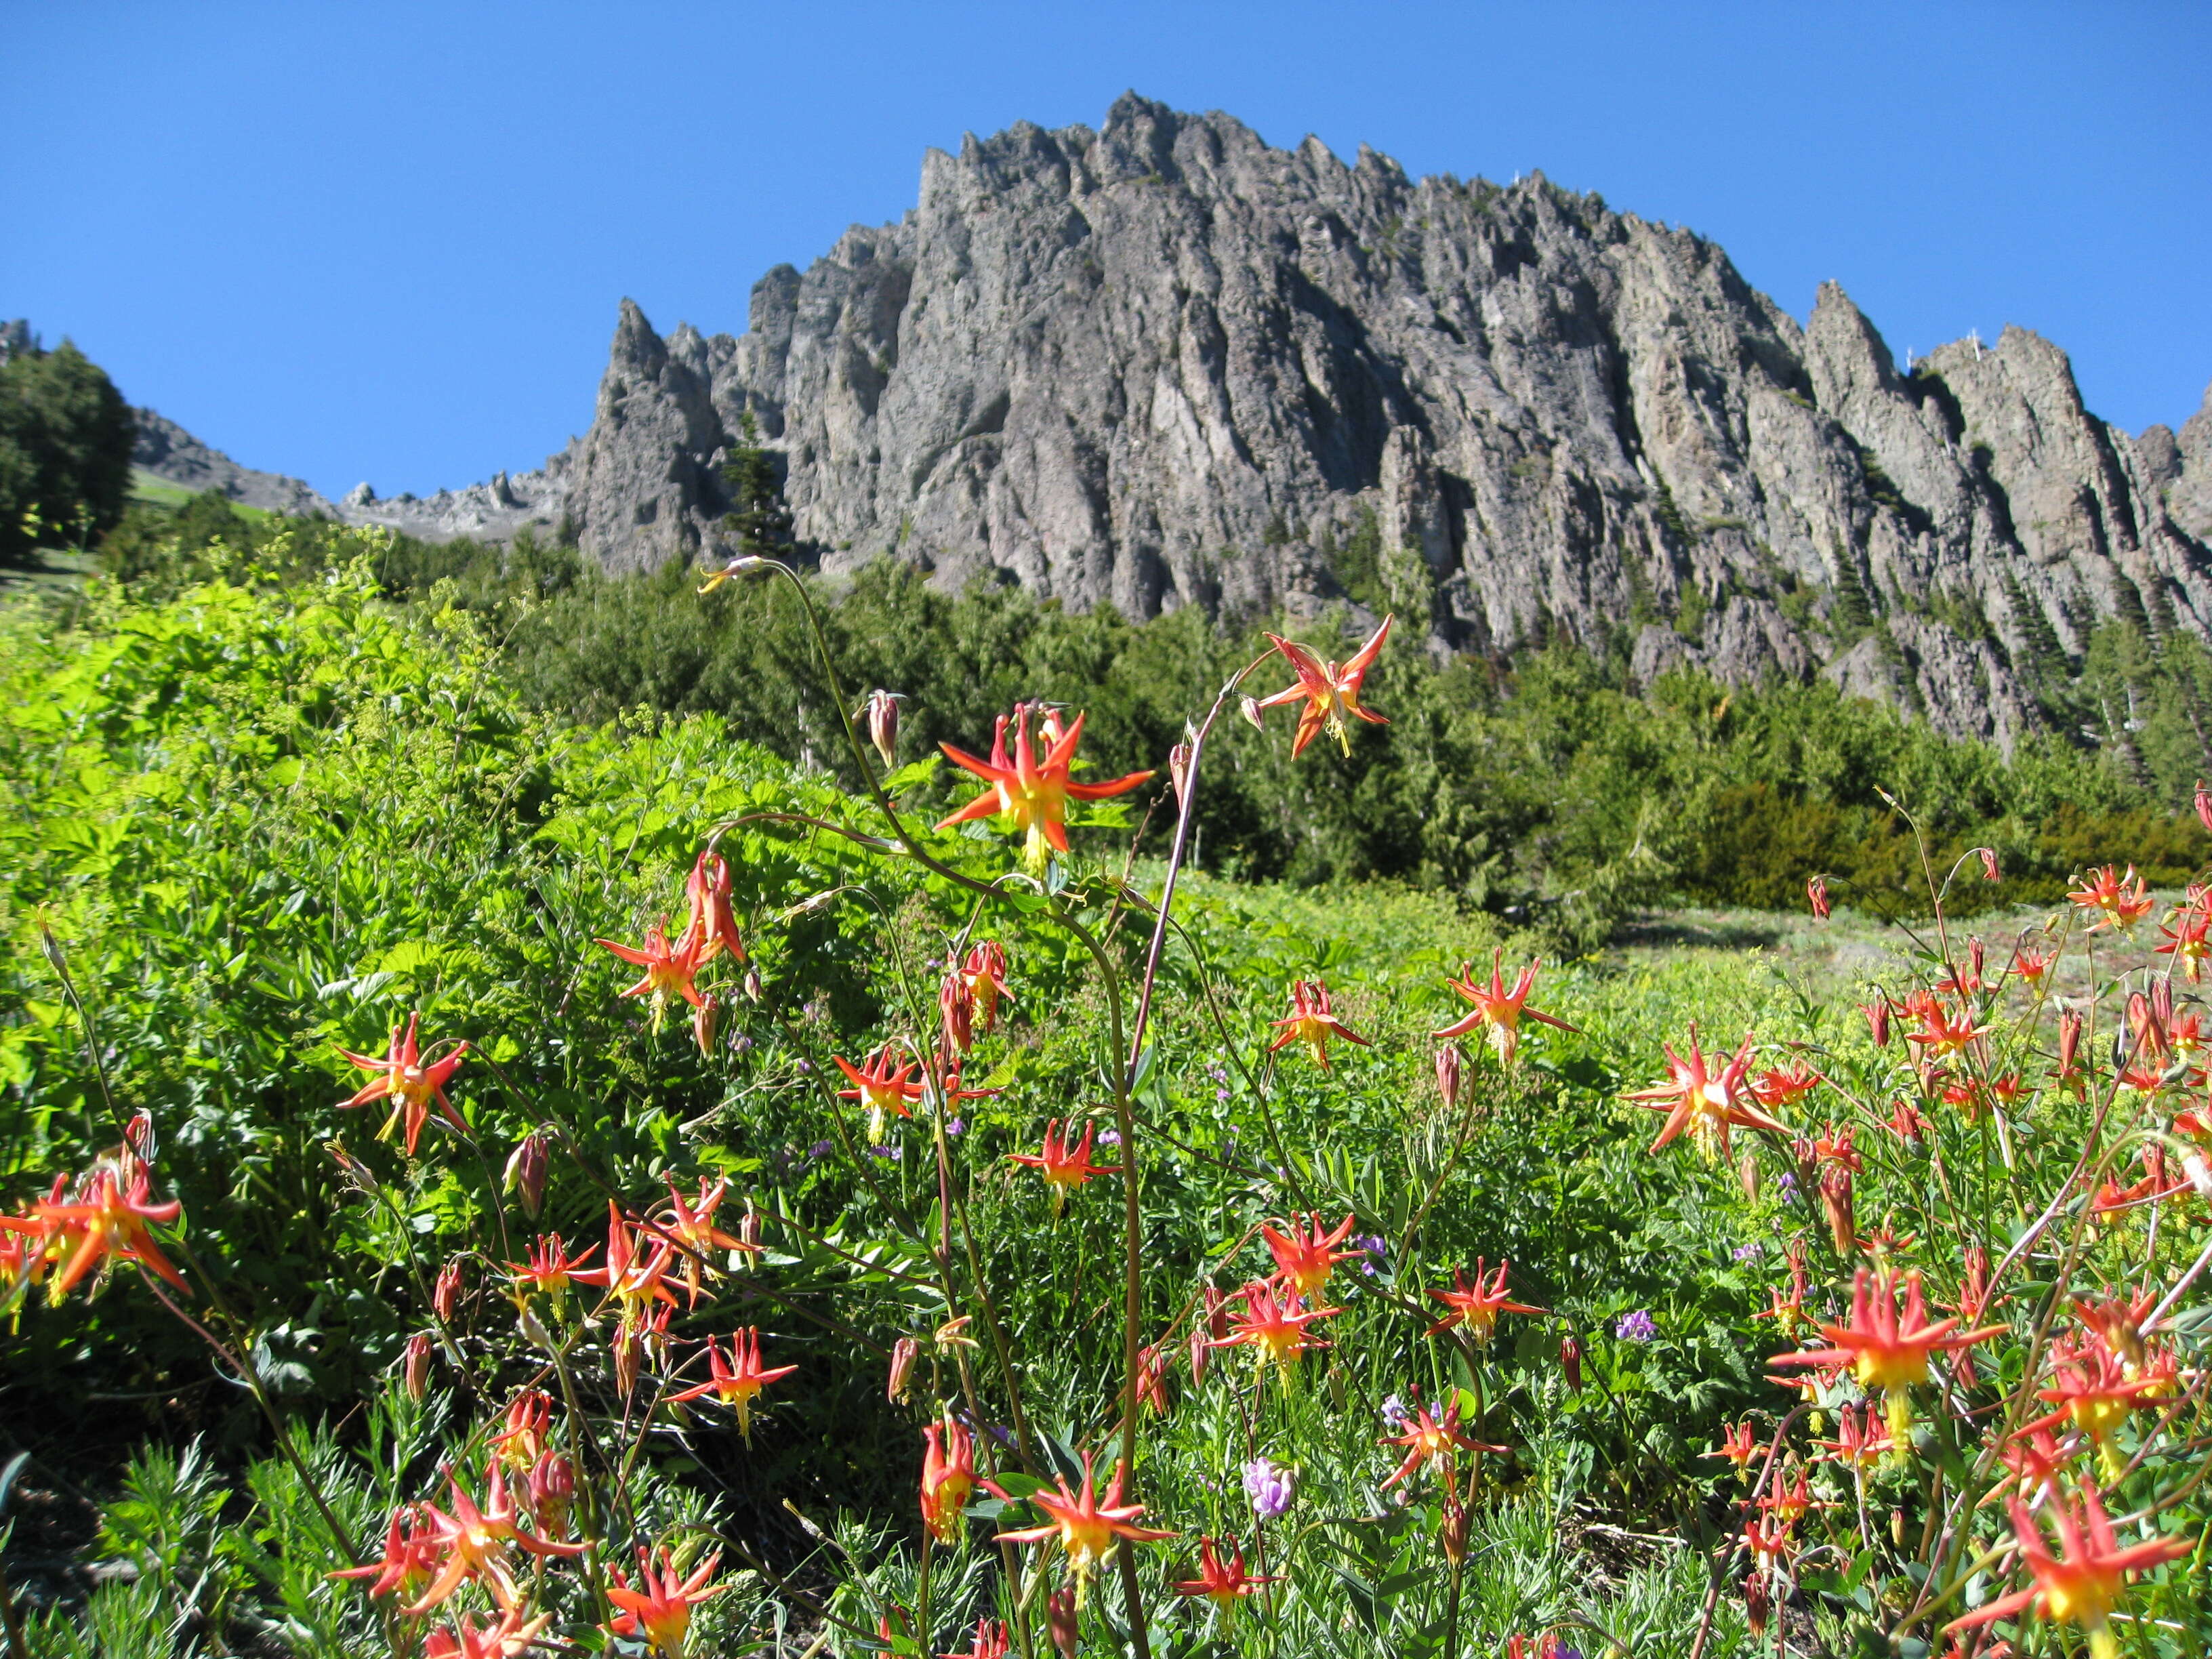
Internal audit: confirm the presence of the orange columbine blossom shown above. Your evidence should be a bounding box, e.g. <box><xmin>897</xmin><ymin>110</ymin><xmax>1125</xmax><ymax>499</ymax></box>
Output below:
<box><xmin>941</xmin><ymin>1618</ymin><xmax>1010</xmax><ymax>1659</ymax></box>
<box><xmin>1380</xmin><ymin>1397</ymin><xmax>1501</xmax><ymax>1497</ymax></box>
<box><xmin>1433</xmin><ymin>953</ymin><xmax>1574</xmax><ymax>1063</ymax></box>
<box><xmin>1252</xmin><ymin>614</ymin><xmax>1393</xmax><ymax>758</ymax></box>
<box><xmin>1752</xmin><ymin>1059</ymin><xmax>1824</xmax><ymax>1112</ymax></box>
<box><xmin>489</xmin><ymin>1390</ymin><xmax>552</xmax><ymax>1470</ymax></box>
<box><xmin>1008</xmin><ymin>1120</ymin><xmax>1122</xmax><ymax>1215</ymax></box>
<box><xmin>408</xmin><ymin>1463</ymin><xmax>585</xmax><ymax>1613</ymax></box>
<box><xmin>1626</xmin><ymin>1026</ymin><xmax>1788</xmax><ymax>1160</ymax></box>
<box><xmin>331</xmin><ymin>1503</ymin><xmax>443</xmax><ymax>1601</ymax></box>
<box><xmin>2027</xmin><ymin>1338</ymin><xmax>2165</xmax><ymax>1476</ymax></box>
<box><xmin>1213</xmin><ymin>1277</ymin><xmax>1338</xmax><ymax>1379</ymax></box>
<box><xmin>2068</xmin><ymin>865</ymin><xmax>2155</xmax><ymax>933</ymax></box>
<box><xmin>1269</xmin><ymin>979</ymin><xmax>1370</xmax><ymax>1068</ymax></box>
<box><xmin>835</xmin><ymin>1045</ymin><xmax>928</xmax><ymax>1139</ymax></box>
<box><xmin>506</xmin><ymin>1233</ymin><xmax>597</xmax><ymax>1305</ymax></box>
<box><xmin>1173</xmin><ymin>1538</ymin><xmax>1279</xmax><ymax>1611</ymax></box>
<box><xmin>1425</xmin><ymin>1258</ymin><xmax>1545</xmax><ymax>1343</ymax></box>
<box><xmin>960</xmin><ymin>941</ymin><xmax>1012</xmax><ymax>1033</ymax></box>
<box><xmin>1817</xmin><ymin>1401</ymin><xmax>1898</xmax><ymax>1470</ymax></box>
<box><xmin>570</xmin><ymin>1203</ymin><xmax>678</xmax><ymax>1325</ymax></box>
<box><xmin>684</xmin><ymin>847</ymin><xmax>745</xmax><ymax>962</ymax></box>
<box><xmin>994</xmin><ymin>1450</ymin><xmax>1175</xmax><ymax>1603</ymax></box>
<box><xmin>920</xmin><ymin>1414</ymin><xmax>978</xmax><ymax>1542</ymax></box>
<box><xmin>937</xmin><ymin>703</ymin><xmax>1154</xmax><ymax>872</ymax></box>
<box><xmin>1770</xmin><ymin>1267</ymin><xmax>2005</xmax><ymax>1439</ymax></box>
<box><xmin>671</xmin><ymin>1329</ymin><xmax>796</xmax><ymax>1441</ymax></box>
<box><xmin>334</xmin><ymin>1012</ymin><xmax>470</xmax><ymax>1156</ymax></box>
<box><xmin>7</xmin><ymin>1164</ymin><xmax>189</xmax><ymax>1303</ymax></box>
<box><xmin>1903</xmin><ymin>994</ymin><xmax>1990</xmax><ymax>1059</ymax></box>
<box><xmin>423</xmin><ymin>1607</ymin><xmax>552</xmax><ymax>1659</ymax></box>
<box><xmin>605</xmin><ymin>1544</ymin><xmax>728</xmax><ymax>1656</ymax></box>
<box><xmin>653</xmin><ymin>1177</ymin><xmax>757</xmax><ymax>1300</ymax></box>
<box><xmin>1705</xmin><ymin>1420</ymin><xmax>1761</xmax><ymax>1481</ymax></box>
<box><xmin>1942</xmin><ymin>1481</ymin><xmax>2191</xmax><ymax>1659</ymax></box>
<box><xmin>1261</xmin><ymin>1212</ymin><xmax>1359</xmax><ymax>1298</ymax></box>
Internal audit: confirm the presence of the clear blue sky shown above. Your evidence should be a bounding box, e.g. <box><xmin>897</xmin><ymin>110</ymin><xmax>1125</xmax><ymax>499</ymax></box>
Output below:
<box><xmin>7</xmin><ymin>1</ymin><xmax>2207</xmax><ymax>501</ymax></box>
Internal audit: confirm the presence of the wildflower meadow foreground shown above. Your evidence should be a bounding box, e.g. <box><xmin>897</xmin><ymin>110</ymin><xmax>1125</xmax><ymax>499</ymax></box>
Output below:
<box><xmin>2</xmin><ymin>549</ymin><xmax>2208</xmax><ymax>1658</ymax></box>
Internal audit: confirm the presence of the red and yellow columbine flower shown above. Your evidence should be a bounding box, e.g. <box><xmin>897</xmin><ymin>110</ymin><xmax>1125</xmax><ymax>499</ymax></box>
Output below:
<box><xmin>1008</xmin><ymin>1120</ymin><xmax>1122</xmax><ymax>1214</ymax></box>
<box><xmin>1705</xmin><ymin>1420</ymin><xmax>1761</xmax><ymax>1481</ymax></box>
<box><xmin>422</xmin><ymin>1607</ymin><xmax>552</xmax><ymax>1659</ymax></box>
<box><xmin>1213</xmin><ymin>1278</ymin><xmax>1338</xmax><ymax>1378</ymax></box>
<box><xmin>1252</xmin><ymin>615</ymin><xmax>1393</xmax><ymax>757</ymax></box>
<box><xmin>1267</xmin><ymin>979</ymin><xmax>1370</xmax><ymax>1069</ymax></box>
<box><xmin>2028</xmin><ymin>1340</ymin><xmax>2163</xmax><ymax>1474</ymax></box>
<box><xmin>653</xmin><ymin>1177</ymin><xmax>757</xmax><ymax>1300</ymax></box>
<box><xmin>1816</xmin><ymin>1401</ymin><xmax>1898</xmax><ymax>1470</ymax></box>
<box><xmin>920</xmin><ymin>1415</ymin><xmax>977</xmax><ymax>1542</ymax></box>
<box><xmin>1770</xmin><ymin>1268</ymin><xmax>2005</xmax><ymax>1439</ymax></box>
<box><xmin>334</xmin><ymin>1012</ymin><xmax>470</xmax><ymax>1156</ymax></box>
<box><xmin>1424</xmin><ymin>1258</ymin><xmax>1545</xmax><ymax>1343</ymax></box>
<box><xmin>685</xmin><ymin>848</ymin><xmax>745</xmax><ymax>963</ymax></box>
<box><xmin>8</xmin><ymin>1165</ymin><xmax>189</xmax><ymax>1303</ymax></box>
<box><xmin>995</xmin><ymin>1450</ymin><xmax>1175</xmax><ymax>1603</ymax></box>
<box><xmin>1626</xmin><ymin>1027</ymin><xmax>1787</xmax><ymax>1160</ymax></box>
<box><xmin>595</xmin><ymin>920</ymin><xmax>712</xmax><ymax>1032</ymax></box>
<box><xmin>1750</xmin><ymin>1060</ymin><xmax>1823</xmax><ymax>1112</ymax></box>
<box><xmin>490</xmin><ymin>1390</ymin><xmax>552</xmax><ymax>1471</ymax></box>
<box><xmin>408</xmin><ymin>1464</ymin><xmax>586</xmax><ymax>1614</ymax></box>
<box><xmin>960</xmin><ymin>941</ymin><xmax>1011</xmax><ymax>1034</ymax></box>
<box><xmin>331</xmin><ymin>1503</ymin><xmax>442</xmax><ymax>1602</ymax></box>
<box><xmin>506</xmin><ymin>1233</ymin><xmax>597</xmax><ymax>1305</ymax></box>
<box><xmin>2069</xmin><ymin>865</ymin><xmax>2155</xmax><ymax>933</ymax></box>
<box><xmin>605</xmin><ymin>1544</ymin><xmax>727</xmax><ymax>1656</ymax></box>
<box><xmin>1942</xmin><ymin>1481</ymin><xmax>2192</xmax><ymax>1659</ymax></box>
<box><xmin>1433</xmin><ymin>953</ymin><xmax>1574</xmax><ymax>1063</ymax></box>
<box><xmin>1902</xmin><ymin>996</ymin><xmax>1991</xmax><ymax>1059</ymax></box>
<box><xmin>570</xmin><ymin>1202</ymin><xmax>679</xmax><ymax>1326</ymax></box>
<box><xmin>940</xmin><ymin>1618</ymin><xmax>1010</xmax><ymax>1659</ymax></box>
<box><xmin>671</xmin><ymin>1329</ymin><xmax>797</xmax><ymax>1442</ymax></box>
<box><xmin>1379</xmin><ymin>1398</ymin><xmax>1501</xmax><ymax>1498</ymax></box>
<box><xmin>1172</xmin><ymin>1538</ymin><xmax>1278</xmax><ymax>1611</ymax></box>
<box><xmin>834</xmin><ymin>1046</ymin><xmax>926</xmax><ymax>1138</ymax></box>
<box><xmin>1261</xmin><ymin>1212</ymin><xmax>1359</xmax><ymax>1298</ymax></box>
<box><xmin>937</xmin><ymin>704</ymin><xmax>1154</xmax><ymax>872</ymax></box>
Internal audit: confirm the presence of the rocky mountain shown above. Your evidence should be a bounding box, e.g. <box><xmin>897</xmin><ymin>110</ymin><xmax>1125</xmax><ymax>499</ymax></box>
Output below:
<box><xmin>131</xmin><ymin>408</ymin><xmax>335</xmax><ymax>517</ymax></box>
<box><xmin>540</xmin><ymin>94</ymin><xmax>2212</xmax><ymax>743</ymax></box>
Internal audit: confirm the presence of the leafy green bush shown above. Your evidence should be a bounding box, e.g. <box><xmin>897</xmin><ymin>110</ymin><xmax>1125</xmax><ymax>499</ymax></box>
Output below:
<box><xmin>0</xmin><ymin>338</ymin><xmax>136</xmax><ymax>565</ymax></box>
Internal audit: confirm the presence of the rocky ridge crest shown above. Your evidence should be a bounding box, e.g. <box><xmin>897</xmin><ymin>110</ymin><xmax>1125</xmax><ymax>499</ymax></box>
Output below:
<box><xmin>543</xmin><ymin>95</ymin><xmax>2212</xmax><ymax>743</ymax></box>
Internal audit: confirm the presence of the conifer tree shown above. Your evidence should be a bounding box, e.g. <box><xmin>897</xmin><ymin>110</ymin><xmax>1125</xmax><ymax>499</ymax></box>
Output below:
<box><xmin>720</xmin><ymin>411</ymin><xmax>793</xmax><ymax>560</ymax></box>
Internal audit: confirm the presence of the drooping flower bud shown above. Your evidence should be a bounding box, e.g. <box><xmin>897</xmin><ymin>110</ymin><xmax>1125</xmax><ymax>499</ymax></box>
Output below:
<box><xmin>1978</xmin><ymin>846</ymin><xmax>2001</xmax><ymax>881</ymax></box>
<box><xmin>1559</xmin><ymin>1331</ymin><xmax>1583</xmax><ymax>1393</ymax></box>
<box><xmin>504</xmin><ymin>1130</ymin><xmax>550</xmax><ymax>1219</ymax></box>
<box><xmin>1168</xmin><ymin>741</ymin><xmax>1193</xmax><ymax>808</ymax></box>
<box><xmin>1239</xmin><ymin>695</ymin><xmax>1265</xmax><ymax>732</ymax></box>
<box><xmin>1046</xmin><ymin>1587</ymin><xmax>1079</xmax><ymax>1659</ymax></box>
<box><xmin>1968</xmin><ymin>937</ymin><xmax>1985</xmax><ymax>987</ymax></box>
<box><xmin>1736</xmin><ymin>1149</ymin><xmax>1760</xmax><ymax>1203</ymax></box>
<box><xmin>1743</xmin><ymin>1570</ymin><xmax>1770</xmax><ymax>1637</ymax></box>
<box><xmin>1434</xmin><ymin>1044</ymin><xmax>1463</xmax><ymax>1111</ymax></box>
<box><xmin>1439</xmin><ymin>1495</ymin><xmax>1469</xmax><ymax>1565</ymax></box>
<box><xmin>613</xmin><ymin>1319</ymin><xmax>643</xmax><ymax>1398</ymax></box>
<box><xmin>1861</xmin><ymin>999</ymin><xmax>1891</xmax><ymax>1048</ymax></box>
<box><xmin>1819</xmin><ymin>1164</ymin><xmax>1855</xmax><ymax>1255</ymax></box>
<box><xmin>527</xmin><ymin>1450</ymin><xmax>577</xmax><ymax>1538</ymax></box>
<box><xmin>434</xmin><ymin>1260</ymin><xmax>464</xmax><ymax>1323</ymax></box>
<box><xmin>1806</xmin><ymin>876</ymin><xmax>1830</xmax><ymax>920</ymax></box>
<box><xmin>2058</xmin><ymin>1006</ymin><xmax>2085</xmax><ymax>1085</ymax></box>
<box><xmin>940</xmin><ymin>972</ymin><xmax>975</xmax><ymax>1056</ymax></box>
<box><xmin>693</xmin><ymin>992</ymin><xmax>720</xmax><ymax>1058</ymax></box>
<box><xmin>403</xmin><ymin>1330</ymin><xmax>433</xmax><ymax>1400</ymax></box>
<box><xmin>743</xmin><ymin>966</ymin><xmax>763</xmax><ymax>1004</ymax></box>
<box><xmin>739</xmin><ymin>1202</ymin><xmax>762</xmax><ymax>1254</ymax></box>
<box><xmin>886</xmin><ymin>1336</ymin><xmax>918</xmax><ymax>1404</ymax></box>
<box><xmin>861</xmin><ymin>689</ymin><xmax>903</xmax><ymax>769</ymax></box>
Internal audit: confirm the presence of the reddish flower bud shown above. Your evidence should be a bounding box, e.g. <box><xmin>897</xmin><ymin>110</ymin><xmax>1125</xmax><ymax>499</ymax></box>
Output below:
<box><xmin>743</xmin><ymin>966</ymin><xmax>763</xmax><ymax>1004</ymax></box>
<box><xmin>1819</xmin><ymin>1164</ymin><xmax>1855</xmax><ymax>1255</ymax></box>
<box><xmin>1862</xmin><ymin>999</ymin><xmax>1891</xmax><ymax>1048</ymax></box>
<box><xmin>940</xmin><ymin>972</ymin><xmax>975</xmax><ymax>1056</ymax></box>
<box><xmin>886</xmin><ymin>1336</ymin><xmax>918</xmax><ymax>1404</ymax></box>
<box><xmin>1435</xmin><ymin>1043</ymin><xmax>1463</xmax><ymax>1111</ymax></box>
<box><xmin>1968</xmin><ymin>937</ymin><xmax>1985</xmax><ymax>985</ymax></box>
<box><xmin>527</xmin><ymin>1450</ymin><xmax>577</xmax><ymax>1537</ymax></box>
<box><xmin>1239</xmin><ymin>695</ymin><xmax>1265</xmax><ymax>732</ymax></box>
<box><xmin>2058</xmin><ymin>1006</ymin><xmax>2085</xmax><ymax>1084</ymax></box>
<box><xmin>1168</xmin><ymin>741</ymin><xmax>1194</xmax><ymax>808</ymax></box>
<box><xmin>693</xmin><ymin>993</ymin><xmax>720</xmax><ymax>1057</ymax></box>
<box><xmin>433</xmin><ymin>1260</ymin><xmax>464</xmax><ymax>1323</ymax></box>
<box><xmin>403</xmin><ymin>1330</ymin><xmax>432</xmax><ymax>1400</ymax></box>
<box><xmin>1559</xmin><ymin>1331</ymin><xmax>1583</xmax><ymax>1393</ymax></box>
<box><xmin>861</xmin><ymin>689</ymin><xmax>903</xmax><ymax>769</ymax></box>
<box><xmin>1736</xmin><ymin>1150</ymin><xmax>1760</xmax><ymax>1202</ymax></box>
<box><xmin>1744</xmin><ymin>1570</ymin><xmax>1770</xmax><ymax>1637</ymax></box>
<box><xmin>504</xmin><ymin>1130</ymin><xmax>550</xmax><ymax>1219</ymax></box>
<box><xmin>1806</xmin><ymin>876</ymin><xmax>1830</xmax><ymax>920</ymax></box>
<box><xmin>1046</xmin><ymin>1587</ymin><xmax>1079</xmax><ymax>1658</ymax></box>
<box><xmin>1439</xmin><ymin>1495</ymin><xmax>1470</xmax><ymax>1565</ymax></box>
<box><xmin>687</xmin><ymin>848</ymin><xmax>744</xmax><ymax>963</ymax></box>
<box><xmin>1978</xmin><ymin>846</ymin><xmax>2001</xmax><ymax>881</ymax></box>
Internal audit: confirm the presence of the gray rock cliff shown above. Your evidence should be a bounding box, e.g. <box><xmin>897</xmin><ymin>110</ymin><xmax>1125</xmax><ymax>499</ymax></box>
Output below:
<box><xmin>547</xmin><ymin>95</ymin><xmax>2209</xmax><ymax>744</ymax></box>
<box><xmin>132</xmin><ymin>408</ymin><xmax>336</xmax><ymax>516</ymax></box>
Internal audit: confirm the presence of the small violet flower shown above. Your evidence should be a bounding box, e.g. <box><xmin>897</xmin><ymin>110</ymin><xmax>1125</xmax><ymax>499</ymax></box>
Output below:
<box><xmin>1616</xmin><ymin>1309</ymin><xmax>1658</xmax><ymax>1343</ymax></box>
<box><xmin>1732</xmin><ymin>1242</ymin><xmax>1763</xmax><ymax>1262</ymax></box>
<box><xmin>1097</xmin><ymin>1128</ymin><xmax>1122</xmax><ymax>1147</ymax></box>
<box><xmin>1243</xmin><ymin>1456</ymin><xmax>1295</xmax><ymax>1519</ymax></box>
<box><xmin>868</xmin><ymin>1144</ymin><xmax>899</xmax><ymax>1161</ymax></box>
<box><xmin>1379</xmin><ymin>1393</ymin><xmax>1410</xmax><ymax>1431</ymax></box>
<box><xmin>945</xmin><ymin>1118</ymin><xmax>965</xmax><ymax>1137</ymax></box>
<box><xmin>806</xmin><ymin>1139</ymin><xmax>833</xmax><ymax>1161</ymax></box>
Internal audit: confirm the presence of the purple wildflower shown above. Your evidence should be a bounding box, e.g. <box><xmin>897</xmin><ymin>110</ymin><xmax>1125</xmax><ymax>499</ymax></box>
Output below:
<box><xmin>1097</xmin><ymin>1128</ymin><xmax>1122</xmax><ymax>1147</ymax></box>
<box><xmin>1243</xmin><ymin>1456</ymin><xmax>1294</xmax><ymax>1519</ymax></box>
<box><xmin>1379</xmin><ymin>1393</ymin><xmax>1410</xmax><ymax>1431</ymax></box>
<box><xmin>1616</xmin><ymin>1309</ymin><xmax>1657</xmax><ymax>1343</ymax></box>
